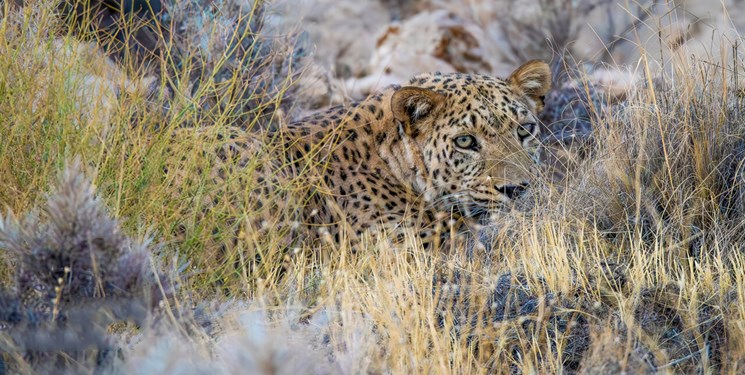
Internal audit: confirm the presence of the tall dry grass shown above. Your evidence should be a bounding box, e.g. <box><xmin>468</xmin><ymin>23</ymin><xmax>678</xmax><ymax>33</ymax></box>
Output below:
<box><xmin>1</xmin><ymin>0</ymin><xmax>745</xmax><ymax>374</ymax></box>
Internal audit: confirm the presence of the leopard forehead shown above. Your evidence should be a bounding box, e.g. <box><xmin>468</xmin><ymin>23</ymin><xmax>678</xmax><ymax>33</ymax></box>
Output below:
<box><xmin>409</xmin><ymin>71</ymin><xmax>525</xmax><ymax>106</ymax></box>
<box><xmin>407</xmin><ymin>72</ymin><xmax>514</xmax><ymax>97</ymax></box>
<box><xmin>409</xmin><ymin>71</ymin><xmax>502</xmax><ymax>84</ymax></box>
<box><xmin>404</xmin><ymin>72</ymin><xmax>531</xmax><ymax>130</ymax></box>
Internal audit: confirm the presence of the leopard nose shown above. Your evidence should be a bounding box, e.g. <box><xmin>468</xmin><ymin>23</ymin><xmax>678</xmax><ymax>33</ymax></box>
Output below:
<box><xmin>496</xmin><ymin>183</ymin><xmax>529</xmax><ymax>199</ymax></box>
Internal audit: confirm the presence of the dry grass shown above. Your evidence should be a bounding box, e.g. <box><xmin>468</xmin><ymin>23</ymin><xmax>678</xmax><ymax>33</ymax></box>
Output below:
<box><xmin>1</xmin><ymin>0</ymin><xmax>745</xmax><ymax>374</ymax></box>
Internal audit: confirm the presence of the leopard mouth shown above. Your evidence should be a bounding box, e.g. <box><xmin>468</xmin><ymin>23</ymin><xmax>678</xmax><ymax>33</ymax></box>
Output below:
<box><xmin>496</xmin><ymin>183</ymin><xmax>529</xmax><ymax>200</ymax></box>
<box><xmin>437</xmin><ymin>183</ymin><xmax>530</xmax><ymax>220</ymax></box>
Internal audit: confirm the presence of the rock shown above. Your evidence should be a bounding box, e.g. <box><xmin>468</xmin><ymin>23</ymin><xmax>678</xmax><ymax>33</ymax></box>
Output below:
<box><xmin>345</xmin><ymin>10</ymin><xmax>491</xmax><ymax>98</ymax></box>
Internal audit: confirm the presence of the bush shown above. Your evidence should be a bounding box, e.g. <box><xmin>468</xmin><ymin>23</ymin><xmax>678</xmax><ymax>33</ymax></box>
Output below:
<box><xmin>0</xmin><ymin>159</ymin><xmax>176</xmax><ymax>373</ymax></box>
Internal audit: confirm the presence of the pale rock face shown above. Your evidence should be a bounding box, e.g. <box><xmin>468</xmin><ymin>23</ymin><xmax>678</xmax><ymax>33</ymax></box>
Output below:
<box><xmin>279</xmin><ymin>0</ymin><xmax>390</xmax><ymax>79</ymax></box>
<box><xmin>574</xmin><ymin>1</ymin><xmax>745</xmax><ymax>73</ymax></box>
<box><xmin>293</xmin><ymin>0</ymin><xmax>743</xmax><ymax>98</ymax></box>
<box><xmin>345</xmin><ymin>10</ymin><xmax>491</xmax><ymax>98</ymax></box>
<box><xmin>447</xmin><ymin>0</ymin><xmax>744</xmax><ymax>69</ymax></box>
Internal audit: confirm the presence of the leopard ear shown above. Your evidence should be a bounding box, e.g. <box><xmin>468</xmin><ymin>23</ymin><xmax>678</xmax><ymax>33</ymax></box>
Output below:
<box><xmin>509</xmin><ymin>60</ymin><xmax>551</xmax><ymax>111</ymax></box>
<box><xmin>391</xmin><ymin>87</ymin><xmax>445</xmax><ymax>130</ymax></box>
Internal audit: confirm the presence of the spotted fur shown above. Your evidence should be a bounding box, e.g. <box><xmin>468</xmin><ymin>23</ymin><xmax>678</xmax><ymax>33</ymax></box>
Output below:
<box><xmin>215</xmin><ymin>60</ymin><xmax>552</xmax><ymax>248</ymax></box>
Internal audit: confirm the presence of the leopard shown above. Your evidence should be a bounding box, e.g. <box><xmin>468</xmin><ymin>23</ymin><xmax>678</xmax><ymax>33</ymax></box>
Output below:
<box><xmin>207</xmin><ymin>60</ymin><xmax>552</xmax><ymax>250</ymax></box>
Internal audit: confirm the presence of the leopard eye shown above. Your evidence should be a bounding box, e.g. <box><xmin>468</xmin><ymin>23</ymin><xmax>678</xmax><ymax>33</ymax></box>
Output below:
<box><xmin>516</xmin><ymin>123</ymin><xmax>536</xmax><ymax>140</ymax></box>
<box><xmin>454</xmin><ymin>135</ymin><xmax>477</xmax><ymax>150</ymax></box>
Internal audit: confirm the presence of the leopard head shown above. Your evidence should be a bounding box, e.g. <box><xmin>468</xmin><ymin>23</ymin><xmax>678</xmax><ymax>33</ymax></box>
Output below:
<box><xmin>391</xmin><ymin>60</ymin><xmax>551</xmax><ymax>218</ymax></box>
